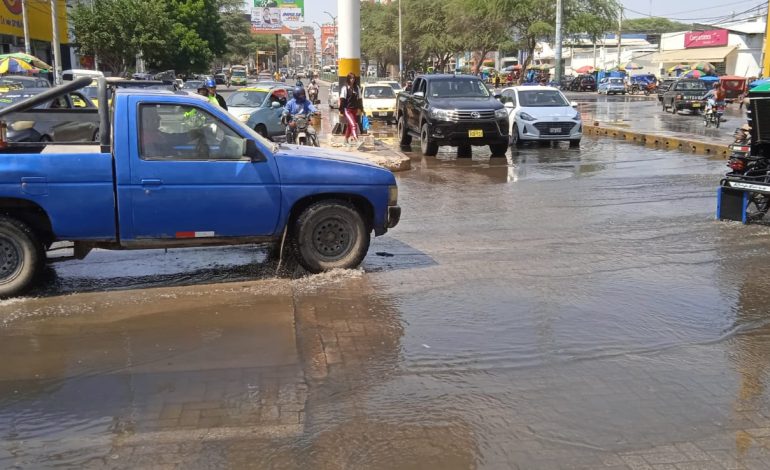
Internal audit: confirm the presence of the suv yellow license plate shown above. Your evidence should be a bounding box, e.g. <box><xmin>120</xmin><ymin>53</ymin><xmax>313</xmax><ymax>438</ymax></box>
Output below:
<box><xmin>691</xmin><ymin>102</ymin><xmax>700</xmax><ymax>107</ymax></box>
<box><xmin>468</xmin><ymin>130</ymin><xmax>483</xmax><ymax>138</ymax></box>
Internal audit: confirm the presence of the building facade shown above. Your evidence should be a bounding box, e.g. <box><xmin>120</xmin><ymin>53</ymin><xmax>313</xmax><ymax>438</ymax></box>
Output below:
<box><xmin>0</xmin><ymin>0</ymin><xmax>71</xmax><ymax>70</ymax></box>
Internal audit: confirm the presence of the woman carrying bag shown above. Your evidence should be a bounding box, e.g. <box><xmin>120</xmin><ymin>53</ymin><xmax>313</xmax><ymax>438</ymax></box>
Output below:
<box><xmin>339</xmin><ymin>73</ymin><xmax>364</xmax><ymax>145</ymax></box>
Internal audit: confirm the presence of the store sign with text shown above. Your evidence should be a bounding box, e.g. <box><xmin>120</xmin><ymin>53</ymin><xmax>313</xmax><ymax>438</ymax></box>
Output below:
<box><xmin>684</xmin><ymin>29</ymin><xmax>728</xmax><ymax>49</ymax></box>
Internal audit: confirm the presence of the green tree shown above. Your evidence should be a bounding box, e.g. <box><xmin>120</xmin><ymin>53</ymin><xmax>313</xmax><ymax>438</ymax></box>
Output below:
<box><xmin>161</xmin><ymin>0</ymin><xmax>228</xmax><ymax>73</ymax></box>
<box><xmin>361</xmin><ymin>1</ymin><xmax>399</xmax><ymax>76</ymax></box>
<box><xmin>405</xmin><ymin>0</ymin><xmax>463</xmax><ymax>72</ymax></box>
<box><xmin>622</xmin><ymin>17</ymin><xmax>691</xmax><ymax>34</ymax></box>
<box><xmin>70</xmin><ymin>0</ymin><xmax>170</xmax><ymax>75</ymax></box>
<box><xmin>449</xmin><ymin>0</ymin><xmax>516</xmax><ymax>73</ymax></box>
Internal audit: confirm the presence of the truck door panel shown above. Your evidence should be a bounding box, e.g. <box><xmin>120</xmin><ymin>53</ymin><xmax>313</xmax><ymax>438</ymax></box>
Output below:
<box><xmin>122</xmin><ymin>100</ymin><xmax>282</xmax><ymax>240</ymax></box>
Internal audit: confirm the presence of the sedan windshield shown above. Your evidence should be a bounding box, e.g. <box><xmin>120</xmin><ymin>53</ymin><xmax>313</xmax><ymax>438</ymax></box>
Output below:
<box><xmin>182</xmin><ymin>80</ymin><xmax>203</xmax><ymax>89</ymax></box>
<box><xmin>429</xmin><ymin>79</ymin><xmax>490</xmax><ymax>98</ymax></box>
<box><xmin>363</xmin><ymin>86</ymin><xmax>395</xmax><ymax>98</ymax></box>
<box><xmin>609</xmin><ymin>79</ymin><xmax>623</xmax><ymax>84</ymax></box>
<box><xmin>227</xmin><ymin>91</ymin><xmax>268</xmax><ymax>107</ymax></box>
<box><xmin>518</xmin><ymin>90</ymin><xmax>569</xmax><ymax>107</ymax></box>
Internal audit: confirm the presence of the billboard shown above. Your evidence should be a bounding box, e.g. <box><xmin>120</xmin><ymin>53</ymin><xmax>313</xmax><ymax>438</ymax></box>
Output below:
<box><xmin>684</xmin><ymin>29</ymin><xmax>728</xmax><ymax>49</ymax></box>
<box><xmin>320</xmin><ymin>24</ymin><xmax>336</xmax><ymax>52</ymax></box>
<box><xmin>0</xmin><ymin>0</ymin><xmax>68</xmax><ymax>43</ymax></box>
<box><xmin>251</xmin><ymin>0</ymin><xmax>305</xmax><ymax>35</ymax></box>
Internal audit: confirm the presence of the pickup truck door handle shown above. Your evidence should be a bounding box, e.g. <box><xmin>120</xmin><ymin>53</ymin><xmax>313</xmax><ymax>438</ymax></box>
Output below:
<box><xmin>141</xmin><ymin>179</ymin><xmax>163</xmax><ymax>187</ymax></box>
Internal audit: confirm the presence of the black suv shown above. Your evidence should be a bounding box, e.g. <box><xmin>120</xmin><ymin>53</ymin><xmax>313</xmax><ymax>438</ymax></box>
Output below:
<box><xmin>396</xmin><ymin>74</ymin><xmax>509</xmax><ymax>157</ymax></box>
<box><xmin>569</xmin><ymin>75</ymin><xmax>596</xmax><ymax>92</ymax></box>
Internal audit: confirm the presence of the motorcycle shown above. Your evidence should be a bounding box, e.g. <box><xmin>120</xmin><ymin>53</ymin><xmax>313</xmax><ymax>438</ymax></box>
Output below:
<box><xmin>704</xmin><ymin>99</ymin><xmax>725</xmax><ymax>128</ymax></box>
<box><xmin>308</xmin><ymin>87</ymin><xmax>319</xmax><ymax>104</ymax></box>
<box><xmin>283</xmin><ymin>112</ymin><xmax>319</xmax><ymax>147</ymax></box>
<box><xmin>723</xmin><ymin>126</ymin><xmax>770</xmax><ymax>221</ymax></box>
<box><xmin>643</xmin><ymin>82</ymin><xmax>657</xmax><ymax>96</ymax></box>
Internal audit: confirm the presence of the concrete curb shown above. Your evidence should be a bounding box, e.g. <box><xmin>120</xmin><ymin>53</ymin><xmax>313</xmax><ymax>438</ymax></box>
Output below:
<box><xmin>321</xmin><ymin>135</ymin><xmax>412</xmax><ymax>172</ymax></box>
<box><xmin>583</xmin><ymin>123</ymin><xmax>731</xmax><ymax>157</ymax></box>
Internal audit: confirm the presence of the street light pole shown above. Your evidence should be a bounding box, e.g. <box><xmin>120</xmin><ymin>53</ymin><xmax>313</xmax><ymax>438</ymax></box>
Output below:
<box><xmin>50</xmin><ymin>0</ymin><xmax>62</xmax><ymax>85</ymax></box>
<box><xmin>399</xmin><ymin>0</ymin><xmax>403</xmax><ymax>82</ymax></box>
<box><xmin>554</xmin><ymin>0</ymin><xmax>563</xmax><ymax>83</ymax></box>
<box><xmin>21</xmin><ymin>0</ymin><xmax>31</xmax><ymax>55</ymax></box>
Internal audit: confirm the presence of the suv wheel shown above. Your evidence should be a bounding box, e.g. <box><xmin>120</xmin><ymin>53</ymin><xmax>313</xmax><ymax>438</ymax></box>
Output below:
<box><xmin>420</xmin><ymin>123</ymin><xmax>438</xmax><ymax>157</ymax></box>
<box><xmin>397</xmin><ymin>115</ymin><xmax>412</xmax><ymax>146</ymax></box>
<box><xmin>489</xmin><ymin>143</ymin><xmax>508</xmax><ymax>156</ymax></box>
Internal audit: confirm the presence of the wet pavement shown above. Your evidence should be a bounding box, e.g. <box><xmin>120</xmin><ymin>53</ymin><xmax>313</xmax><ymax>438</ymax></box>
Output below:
<box><xmin>567</xmin><ymin>92</ymin><xmax>745</xmax><ymax>146</ymax></box>
<box><xmin>4</xmin><ymin>89</ymin><xmax>770</xmax><ymax>469</ymax></box>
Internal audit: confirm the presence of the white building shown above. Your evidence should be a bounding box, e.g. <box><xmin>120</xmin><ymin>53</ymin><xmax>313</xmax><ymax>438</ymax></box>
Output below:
<box><xmin>652</xmin><ymin>19</ymin><xmax>764</xmax><ymax>77</ymax></box>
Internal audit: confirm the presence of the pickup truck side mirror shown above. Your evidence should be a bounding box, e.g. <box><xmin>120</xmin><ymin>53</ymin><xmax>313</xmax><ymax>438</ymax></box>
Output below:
<box><xmin>413</xmin><ymin>91</ymin><xmax>424</xmax><ymax>98</ymax></box>
<box><xmin>271</xmin><ymin>101</ymin><xmax>281</xmax><ymax>109</ymax></box>
<box><xmin>244</xmin><ymin>139</ymin><xmax>266</xmax><ymax>162</ymax></box>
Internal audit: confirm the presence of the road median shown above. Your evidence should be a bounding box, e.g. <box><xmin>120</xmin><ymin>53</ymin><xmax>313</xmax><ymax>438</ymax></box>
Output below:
<box><xmin>583</xmin><ymin>122</ymin><xmax>731</xmax><ymax>157</ymax></box>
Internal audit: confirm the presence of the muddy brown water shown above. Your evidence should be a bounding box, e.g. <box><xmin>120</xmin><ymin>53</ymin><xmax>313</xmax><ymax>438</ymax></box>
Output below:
<box><xmin>2</xmin><ymin>99</ymin><xmax>770</xmax><ymax>468</ymax></box>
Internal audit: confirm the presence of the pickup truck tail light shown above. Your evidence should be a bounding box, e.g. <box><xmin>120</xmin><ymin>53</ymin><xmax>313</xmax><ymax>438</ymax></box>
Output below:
<box><xmin>388</xmin><ymin>185</ymin><xmax>398</xmax><ymax>206</ymax></box>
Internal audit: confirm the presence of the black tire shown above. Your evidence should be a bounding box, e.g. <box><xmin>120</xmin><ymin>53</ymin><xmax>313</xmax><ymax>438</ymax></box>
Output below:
<box><xmin>255</xmin><ymin>124</ymin><xmax>268</xmax><ymax>138</ymax></box>
<box><xmin>569</xmin><ymin>139</ymin><xmax>581</xmax><ymax>148</ymax></box>
<box><xmin>397</xmin><ymin>115</ymin><xmax>412</xmax><ymax>146</ymax></box>
<box><xmin>0</xmin><ymin>217</ymin><xmax>43</xmax><ymax>298</ymax></box>
<box><xmin>715</xmin><ymin>117</ymin><xmax>721</xmax><ymax>129</ymax></box>
<box><xmin>510</xmin><ymin>124</ymin><xmax>523</xmax><ymax>147</ymax></box>
<box><xmin>292</xmin><ymin>200</ymin><xmax>370</xmax><ymax>273</ymax></box>
<box><xmin>662</xmin><ymin>101</ymin><xmax>667</xmax><ymax>112</ymax></box>
<box><xmin>489</xmin><ymin>143</ymin><xmax>508</xmax><ymax>156</ymax></box>
<box><xmin>420</xmin><ymin>123</ymin><xmax>438</xmax><ymax>157</ymax></box>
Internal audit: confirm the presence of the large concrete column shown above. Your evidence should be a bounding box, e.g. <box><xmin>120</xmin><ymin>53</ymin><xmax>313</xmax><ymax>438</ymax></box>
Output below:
<box><xmin>337</xmin><ymin>0</ymin><xmax>360</xmax><ymax>87</ymax></box>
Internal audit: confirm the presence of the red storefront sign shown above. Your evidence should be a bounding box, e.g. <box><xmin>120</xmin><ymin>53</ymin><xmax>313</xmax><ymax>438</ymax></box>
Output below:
<box><xmin>684</xmin><ymin>29</ymin><xmax>728</xmax><ymax>48</ymax></box>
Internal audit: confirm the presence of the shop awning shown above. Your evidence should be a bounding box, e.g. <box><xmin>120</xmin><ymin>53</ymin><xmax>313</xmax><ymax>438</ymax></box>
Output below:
<box><xmin>653</xmin><ymin>46</ymin><xmax>737</xmax><ymax>63</ymax></box>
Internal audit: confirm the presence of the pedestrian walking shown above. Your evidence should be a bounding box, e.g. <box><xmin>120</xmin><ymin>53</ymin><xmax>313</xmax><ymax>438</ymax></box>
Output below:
<box><xmin>339</xmin><ymin>73</ymin><xmax>363</xmax><ymax>145</ymax></box>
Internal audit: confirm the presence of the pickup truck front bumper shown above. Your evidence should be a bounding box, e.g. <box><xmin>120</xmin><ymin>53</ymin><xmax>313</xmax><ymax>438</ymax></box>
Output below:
<box><xmin>430</xmin><ymin>119</ymin><xmax>509</xmax><ymax>146</ymax></box>
<box><xmin>387</xmin><ymin>205</ymin><xmax>401</xmax><ymax>228</ymax></box>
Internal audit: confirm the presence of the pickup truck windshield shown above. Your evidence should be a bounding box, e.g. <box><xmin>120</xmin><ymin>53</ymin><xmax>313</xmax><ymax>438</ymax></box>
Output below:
<box><xmin>363</xmin><ymin>86</ymin><xmax>395</xmax><ymax>98</ymax></box>
<box><xmin>675</xmin><ymin>81</ymin><xmax>707</xmax><ymax>91</ymax></box>
<box><xmin>227</xmin><ymin>91</ymin><xmax>268</xmax><ymax>107</ymax></box>
<box><xmin>518</xmin><ymin>90</ymin><xmax>569</xmax><ymax>107</ymax></box>
<box><xmin>428</xmin><ymin>79</ymin><xmax>490</xmax><ymax>98</ymax></box>
<box><xmin>609</xmin><ymin>78</ymin><xmax>623</xmax><ymax>84</ymax></box>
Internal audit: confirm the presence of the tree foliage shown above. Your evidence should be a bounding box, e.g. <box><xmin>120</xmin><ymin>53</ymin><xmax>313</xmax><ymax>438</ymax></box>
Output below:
<box><xmin>71</xmin><ymin>0</ymin><xmax>227</xmax><ymax>75</ymax></box>
<box><xmin>360</xmin><ymin>0</ymin><xmax>619</xmax><ymax>76</ymax></box>
<box><xmin>622</xmin><ymin>17</ymin><xmax>691</xmax><ymax>34</ymax></box>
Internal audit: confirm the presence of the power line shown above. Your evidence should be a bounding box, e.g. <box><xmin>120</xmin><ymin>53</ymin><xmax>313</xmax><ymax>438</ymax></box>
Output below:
<box><xmin>649</xmin><ymin>0</ymin><xmax>765</xmax><ymax>18</ymax></box>
<box><xmin>623</xmin><ymin>0</ymin><xmax>767</xmax><ymax>22</ymax></box>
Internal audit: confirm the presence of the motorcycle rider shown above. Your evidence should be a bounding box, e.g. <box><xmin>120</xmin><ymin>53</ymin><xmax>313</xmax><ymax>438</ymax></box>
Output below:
<box><xmin>307</xmin><ymin>79</ymin><xmax>319</xmax><ymax>103</ymax></box>
<box><xmin>704</xmin><ymin>82</ymin><xmax>726</xmax><ymax>123</ymax></box>
<box><xmin>282</xmin><ymin>86</ymin><xmax>318</xmax><ymax>144</ymax></box>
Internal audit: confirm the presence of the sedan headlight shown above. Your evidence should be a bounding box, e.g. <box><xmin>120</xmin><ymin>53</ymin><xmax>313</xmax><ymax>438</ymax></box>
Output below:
<box><xmin>388</xmin><ymin>185</ymin><xmax>398</xmax><ymax>206</ymax></box>
<box><xmin>495</xmin><ymin>108</ymin><xmax>508</xmax><ymax>119</ymax></box>
<box><xmin>430</xmin><ymin>108</ymin><xmax>452</xmax><ymax>121</ymax></box>
<box><xmin>9</xmin><ymin>121</ymin><xmax>35</xmax><ymax>131</ymax></box>
<box><xmin>572</xmin><ymin>111</ymin><xmax>581</xmax><ymax>120</ymax></box>
<box><xmin>239</xmin><ymin>114</ymin><xmax>251</xmax><ymax>123</ymax></box>
<box><xmin>518</xmin><ymin>112</ymin><xmax>536</xmax><ymax>121</ymax></box>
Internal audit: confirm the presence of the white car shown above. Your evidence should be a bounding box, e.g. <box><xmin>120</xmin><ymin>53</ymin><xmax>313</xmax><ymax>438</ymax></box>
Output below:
<box><xmin>377</xmin><ymin>80</ymin><xmax>403</xmax><ymax>93</ymax></box>
<box><xmin>500</xmin><ymin>86</ymin><xmax>582</xmax><ymax>147</ymax></box>
<box><xmin>328</xmin><ymin>82</ymin><xmax>340</xmax><ymax>109</ymax></box>
<box><xmin>361</xmin><ymin>83</ymin><xmax>397</xmax><ymax>124</ymax></box>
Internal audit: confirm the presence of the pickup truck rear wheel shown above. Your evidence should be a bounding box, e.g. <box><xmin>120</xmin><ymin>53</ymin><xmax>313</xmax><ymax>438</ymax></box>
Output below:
<box><xmin>0</xmin><ymin>217</ymin><xmax>43</xmax><ymax>298</ymax></box>
<box><xmin>397</xmin><ymin>116</ymin><xmax>412</xmax><ymax>146</ymax></box>
<box><xmin>292</xmin><ymin>200</ymin><xmax>370</xmax><ymax>273</ymax></box>
<box><xmin>420</xmin><ymin>123</ymin><xmax>438</xmax><ymax>156</ymax></box>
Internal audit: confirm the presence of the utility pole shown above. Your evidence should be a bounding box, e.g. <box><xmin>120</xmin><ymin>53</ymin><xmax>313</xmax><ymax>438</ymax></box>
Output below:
<box><xmin>337</xmin><ymin>0</ymin><xmax>360</xmax><ymax>87</ymax></box>
<box><xmin>275</xmin><ymin>34</ymin><xmax>280</xmax><ymax>72</ymax></box>
<box><xmin>616</xmin><ymin>6</ymin><xmax>623</xmax><ymax>69</ymax></box>
<box><xmin>398</xmin><ymin>0</ymin><xmax>403</xmax><ymax>82</ymax></box>
<box><xmin>554</xmin><ymin>0</ymin><xmax>563</xmax><ymax>83</ymax></box>
<box><xmin>763</xmin><ymin>1</ymin><xmax>770</xmax><ymax>76</ymax></box>
<box><xmin>51</xmin><ymin>0</ymin><xmax>62</xmax><ymax>84</ymax></box>
<box><xmin>21</xmin><ymin>0</ymin><xmax>31</xmax><ymax>55</ymax></box>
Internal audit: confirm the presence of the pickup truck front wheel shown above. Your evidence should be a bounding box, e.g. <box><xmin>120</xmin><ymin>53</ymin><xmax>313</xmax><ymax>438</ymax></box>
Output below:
<box><xmin>292</xmin><ymin>200</ymin><xmax>370</xmax><ymax>273</ymax></box>
<box><xmin>420</xmin><ymin>123</ymin><xmax>438</xmax><ymax>157</ymax></box>
<box><xmin>0</xmin><ymin>217</ymin><xmax>43</xmax><ymax>298</ymax></box>
<box><xmin>397</xmin><ymin>116</ymin><xmax>412</xmax><ymax>146</ymax></box>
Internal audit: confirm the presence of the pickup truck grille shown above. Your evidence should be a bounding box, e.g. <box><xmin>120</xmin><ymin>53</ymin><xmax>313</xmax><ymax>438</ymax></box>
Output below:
<box><xmin>534</xmin><ymin>122</ymin><xmax>572</xmax><ymax>135</ymax></box>
<box><xmin>446</xmin><ymin>110</ymin><xmax>496</xmax><ymax>121</ymax></box>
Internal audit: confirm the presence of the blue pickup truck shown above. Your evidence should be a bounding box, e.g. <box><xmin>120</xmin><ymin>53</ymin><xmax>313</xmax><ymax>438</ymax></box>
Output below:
<box><xmin>0</xmin><ymin>78</ymin><xmax>400</xmax><ymax>297</ymax></box>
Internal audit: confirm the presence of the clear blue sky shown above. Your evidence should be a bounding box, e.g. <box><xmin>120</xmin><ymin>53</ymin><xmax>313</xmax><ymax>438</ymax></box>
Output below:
<box><xmin>620</xmin><ymin>0</ymin><xmax>765</xmax><ymax>22</ymax></box>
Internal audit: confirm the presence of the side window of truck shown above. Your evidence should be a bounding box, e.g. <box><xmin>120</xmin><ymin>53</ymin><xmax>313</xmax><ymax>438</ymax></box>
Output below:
<box><xmin>139</xmin><ymin>104</ymin><xmax>245</xmax><ymax>161</ymax></box>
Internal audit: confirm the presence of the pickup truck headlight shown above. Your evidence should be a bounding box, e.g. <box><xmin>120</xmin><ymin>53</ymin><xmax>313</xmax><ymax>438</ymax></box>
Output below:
<box><xmin>495</xmin><ymin>108</ymin><xmax>508</xmax><ymax>119</ymax></box>
<box><xmin>388</xmin><ymin>185</ymin><xmax>398</xmax><ymax>206</ymax></box>
<box><xmin>518</xmin><ymin>112</ymin><xmax>536</xmax><ymax>121</ymax></box>
<box><xmin>430</xmin><ymin>108</ymin><xmax>452</xmax><ymax>121</ymax></box>
<box><xmin>239</xmin><ymin>114</ymin><xmax>251</xmax><ymax>123</ymax></box>
<box><xmin>9</xmin><ymin>121</ymin><xmax>35</xmax><ymax>131</ymax></box>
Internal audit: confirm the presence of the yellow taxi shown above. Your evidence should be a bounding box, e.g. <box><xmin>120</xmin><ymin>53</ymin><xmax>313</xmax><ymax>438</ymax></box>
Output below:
<box><xmin>361</xmin><ymin>83</ymin><xmax>397</xmax><ymax>124</ymax></box>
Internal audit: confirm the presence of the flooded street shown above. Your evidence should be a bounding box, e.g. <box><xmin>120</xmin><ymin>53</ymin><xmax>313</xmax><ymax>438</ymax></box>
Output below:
<box><xmin>4</xmin><ymin>131</ymin><xmax>770</xmax><ymax>467</ymax></box>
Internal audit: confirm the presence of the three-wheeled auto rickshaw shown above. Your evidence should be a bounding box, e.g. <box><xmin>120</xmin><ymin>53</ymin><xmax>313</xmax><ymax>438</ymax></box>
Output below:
<box><xmin>719</xmin><ymin>75</ymin><xmax>748</xmax><ymax>102</ymax></box>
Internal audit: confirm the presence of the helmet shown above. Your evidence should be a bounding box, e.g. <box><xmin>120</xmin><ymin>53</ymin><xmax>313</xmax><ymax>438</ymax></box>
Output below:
<box><xmin>205</xmin><ymin>78</ymin><xmax>216</xmax><ymax>88</ymax></box>
<box><xmin>311</xmin><ymin>79</ymin><xmax>316</xmax><ymax>85</ymax></box>
<box><xmin>293</xmin><ymin>86</ymin><xmax>306</xmax><ymax>101</ymax></box>
<box><xmin>713</xmin><ymin>82</ymin><xmax>720</xmax><ymax>89</ymax></box>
